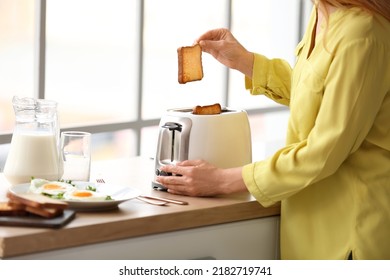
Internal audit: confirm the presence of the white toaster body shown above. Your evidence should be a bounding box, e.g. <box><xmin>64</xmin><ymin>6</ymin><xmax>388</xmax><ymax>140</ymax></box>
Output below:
<box><xmin>152</xmin><ymin>108</ymin><xmax>252</xmax><ymax>190</ymax></box>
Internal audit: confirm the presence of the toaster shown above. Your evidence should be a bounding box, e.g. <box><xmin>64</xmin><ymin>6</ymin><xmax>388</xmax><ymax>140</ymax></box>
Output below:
<box><xmin>151</xmin><ymin>107</ymin><xmax>252</xmax><ymax>190</ymax></box>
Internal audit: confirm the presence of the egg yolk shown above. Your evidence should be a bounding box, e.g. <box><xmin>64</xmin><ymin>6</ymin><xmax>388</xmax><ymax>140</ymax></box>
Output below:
<box><xmin>73</xmin><ymin>191</ymin><xmax>93</xmax><ymax>197</ymax></box>
<box><xmin>43</xmin><ymin>184</ymin><xmax>64</xmax><ymax>190</ymax></box>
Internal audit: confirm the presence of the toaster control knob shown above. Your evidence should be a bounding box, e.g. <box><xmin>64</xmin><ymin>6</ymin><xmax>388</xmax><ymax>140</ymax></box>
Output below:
<box><xmin>156</xmin><ymin>169</ymin><xmax>172</xmax><ymax>176</ymax></box>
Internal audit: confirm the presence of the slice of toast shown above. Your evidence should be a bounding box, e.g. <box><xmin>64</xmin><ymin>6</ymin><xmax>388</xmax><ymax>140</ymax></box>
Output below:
<box><xmin>192</xmin><ymin>103</ymin><xmax>222</xmax><ymax>115</ymax></box>
<box><xmin>0</xmin><ymin>201</ymin><xmax>63</xmax><ymax>218</ymax></box>
<box><xmin>0</xmin><ymin>202</ymin><xmax>27</xmax><ymax>216</ymax></box>
<box><xmin>24</xmin><ymin>205</ymin><xmax>64</xmax><ymax>218</ymax></box>
<box><xmin>177</xmin><ymin>44</ymin><xmax>203</xmax><ymax>84</ymax></box>
<box><xmin>6</xmin><ymin>192</ymin><xmax>68</xmax><ymax>210</ymax></box>
<box><xmin>6</xmin><ymin>192</ymin><xmax>68</xmax><ymax>218</ymax></box>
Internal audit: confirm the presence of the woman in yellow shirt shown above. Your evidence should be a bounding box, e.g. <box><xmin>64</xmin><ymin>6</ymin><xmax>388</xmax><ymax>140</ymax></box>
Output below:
<box><xmin>156</xmin><ymin>0</ymin><xmax>390</xmax><ymax>259</ymax></box>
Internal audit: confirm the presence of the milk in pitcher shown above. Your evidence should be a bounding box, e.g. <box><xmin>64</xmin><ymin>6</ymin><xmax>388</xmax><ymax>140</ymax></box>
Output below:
<box><xmin>3</xmin><ymin>96</ymin><xmax>63</xmax><ymax>185</ymax></box>
<box><xmin>4</xmin><ymin>131</ymin><xmax>61</xmax><ymax>184</ymax></box>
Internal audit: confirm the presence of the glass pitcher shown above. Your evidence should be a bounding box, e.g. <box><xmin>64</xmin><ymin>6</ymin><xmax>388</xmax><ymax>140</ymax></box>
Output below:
<box><xmin>3</xmin><ymin>96</ymin><xmax>63</xmax><ymax>185</ymax></box>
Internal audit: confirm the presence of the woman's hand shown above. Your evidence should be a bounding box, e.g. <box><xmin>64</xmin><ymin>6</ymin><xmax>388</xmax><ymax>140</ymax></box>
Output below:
<box><xmin>195</xmin><ymin>28</ymin><xmax>254</xmax><ymax>78</ymax></box>
<box><xmin>156</xmin><ymin>160</ymin><xmax>248</xmax><ymax>197</ymax></box>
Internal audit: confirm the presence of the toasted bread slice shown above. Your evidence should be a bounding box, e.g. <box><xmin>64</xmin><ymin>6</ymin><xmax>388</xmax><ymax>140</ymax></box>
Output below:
<box><xmin>178</xmin><ymin>44</ymin><xmax>203</xmax><ymax>84</ymax></box>
<box><xmin>192</xmin><ymin>103</ymin><xmax>222</xmax><ymax>115</ymax></box>
<box><xmin>0</xmin><ymin>202</ymin><xmax>27</xmax><ymax>216</ymax></box>
<box><xmin>6</xmin><ymin>192</ymin><xmax>67</xmax><ymax>218</ymax></box>
<box><xmin>6</xmin><ymin>191</ymin><xmax>68</xmax><ymax>210</ymax></box>
<box><xmin>24</xmin><ymin>205</ymin><xmax>64</xmax><ymax>218</ymax></box>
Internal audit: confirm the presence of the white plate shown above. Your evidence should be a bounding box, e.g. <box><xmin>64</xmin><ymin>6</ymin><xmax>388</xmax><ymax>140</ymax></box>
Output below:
<box><xmin>8</xmin><ymin>182</ymin><xmax>141</xmax><ymax>212</ymax></box>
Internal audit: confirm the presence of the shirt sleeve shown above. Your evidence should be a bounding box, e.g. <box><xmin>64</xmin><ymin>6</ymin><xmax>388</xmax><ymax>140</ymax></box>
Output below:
<box><xmin>245</xmin><ymin>53</ymin><xmax>292</xmax><ymax>106</ymax></box>
<box><xmin>243</xmin><ymin>38</ymin><xmax>390</xmax><ymax>207</ymax></box>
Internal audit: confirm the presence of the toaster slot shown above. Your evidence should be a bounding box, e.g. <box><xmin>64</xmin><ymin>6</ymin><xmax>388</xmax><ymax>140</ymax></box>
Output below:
<box><xmin>161</xmin><ymin>122</ymin><xmax>182</xmax><ymax>163</ymax></box>
<box><xmin>154</xmin><ymin>117</ymin><xmax>191</xmax><ymax>168</ymax></box>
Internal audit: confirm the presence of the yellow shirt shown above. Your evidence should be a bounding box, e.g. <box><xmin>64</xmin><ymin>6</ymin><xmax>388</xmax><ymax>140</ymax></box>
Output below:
<box><xmin>243</xmin><ymin>7</ymin><xmax>390</xmax><ymax>259</ymax></box>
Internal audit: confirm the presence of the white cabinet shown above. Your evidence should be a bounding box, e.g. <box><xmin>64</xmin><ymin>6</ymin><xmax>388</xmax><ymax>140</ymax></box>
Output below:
<box><xmin>8</xmin><ymin>216</ymin><xmax>280</xmax><ymax>260</ymax></box>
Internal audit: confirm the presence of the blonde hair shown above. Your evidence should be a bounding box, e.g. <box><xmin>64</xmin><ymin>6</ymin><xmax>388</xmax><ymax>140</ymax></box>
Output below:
<box><xmin>317</xmin><ymin>0</ymin><xmax>390</xmax><ymax>22</ymax></box>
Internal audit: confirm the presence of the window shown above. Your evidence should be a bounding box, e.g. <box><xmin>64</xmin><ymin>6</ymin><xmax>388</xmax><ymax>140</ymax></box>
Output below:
<box><xmin>45</xmin><ymin>0</ymin><xmax>140</xmax><ymax>160</ymax></box>
<box><xmin>229</xmin><ymin>0</ymin><xmax>300</xmax><ymax>109</ymax></box>
<box><xmin>0</xmin><ymin>0</ymin><xmax>34</xmax><ymax>132</ymax></box>
<box><xmin>0</xmin><ymin>0</ymin><xmax>35</xmax><ymax>169</ymax></box>
<box><xmin>46</xmin><ymin>0</ymin><xmax>139</xmax><ymax>126</ymax></box>
<box><xmin>0</xmin><ymin>0</ymin><xmax>312</xmax><ymax>170</ymax></box>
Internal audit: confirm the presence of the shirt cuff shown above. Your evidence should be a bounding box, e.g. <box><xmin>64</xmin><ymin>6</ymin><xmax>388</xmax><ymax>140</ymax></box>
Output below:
<box><xmin>244</xmin><ymin>53</ymin><xmax>270</xmax><ymax>95</ymax></box>
<box><xmin>242</xmin><ymin>163</ymin><xmax>277</xmax><ymax>207</ymax></box>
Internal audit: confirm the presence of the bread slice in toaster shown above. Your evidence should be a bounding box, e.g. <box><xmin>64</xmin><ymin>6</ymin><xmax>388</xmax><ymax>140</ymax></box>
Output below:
<box><xmin>192</xmin><ymin>103</ymin><xmax>222</xmax><ymax>115</ymax></box>
<box><xmin>177</xmin><ymin>44</ymin><xmax>204</xmax><ymax>84</ymax></box>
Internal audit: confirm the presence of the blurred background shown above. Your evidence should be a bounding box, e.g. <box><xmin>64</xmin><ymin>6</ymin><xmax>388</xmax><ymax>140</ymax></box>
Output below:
<box><xmin>0</xmin><ymin>0</ymin><xmax>312</xmax><ymax>170</ymax></box>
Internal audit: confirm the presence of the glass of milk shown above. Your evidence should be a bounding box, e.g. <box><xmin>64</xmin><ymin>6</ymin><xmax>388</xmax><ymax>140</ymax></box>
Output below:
<box><xmin>61</xmin><ymin>131</ymin><xmax>91</xmax><ymax>182</ymax></box>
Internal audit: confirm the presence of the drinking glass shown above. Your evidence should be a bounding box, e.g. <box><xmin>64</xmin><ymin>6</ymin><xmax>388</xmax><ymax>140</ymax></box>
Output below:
<box><xmin>61</xmin><ymin>131</ymin><xmax>91</xmax><ymax>182</ymax></box>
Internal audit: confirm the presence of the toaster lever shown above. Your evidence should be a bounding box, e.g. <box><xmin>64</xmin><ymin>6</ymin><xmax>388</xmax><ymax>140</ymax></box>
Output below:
<box><xmin>156</xmin><ymin>169</ymin><xmax>172</xmax><ymax>176</ymax></box>
<box><xmin>162</xmin><ymin>122</ymin><xmax>182</xmax><ymax>132</ymax></box>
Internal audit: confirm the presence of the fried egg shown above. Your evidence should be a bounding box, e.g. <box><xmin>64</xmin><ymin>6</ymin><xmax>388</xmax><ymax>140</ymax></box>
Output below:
<box><xmin>30</xmin><ymin>179</ymin><xmax>76</xmax><ymax>197</ymax></box>
<box><xmin>63</xmin><ymin>189</ymin><xmax>110</xmax><ymax>201</ymax></box>
<box><xmin>29</xmin><ymin>178</ymin><xmax>50</xmax><ymax>191</ymax></box>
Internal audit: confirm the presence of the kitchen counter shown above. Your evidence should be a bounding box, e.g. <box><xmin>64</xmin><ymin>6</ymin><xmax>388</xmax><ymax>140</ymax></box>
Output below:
<box><xmin>0</xmin><ymin>157</ymin><xmax>280</xmax><ymax>259</ymax></box>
